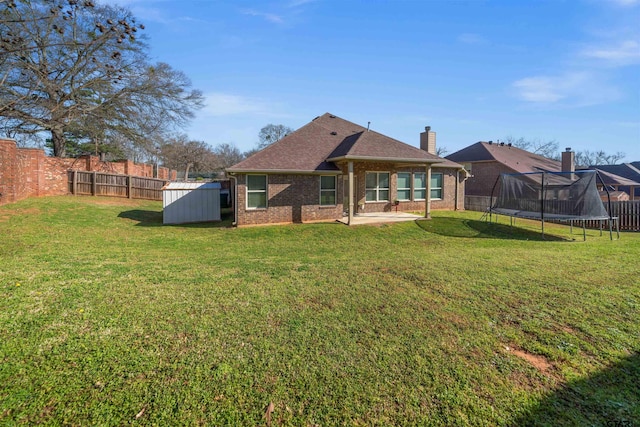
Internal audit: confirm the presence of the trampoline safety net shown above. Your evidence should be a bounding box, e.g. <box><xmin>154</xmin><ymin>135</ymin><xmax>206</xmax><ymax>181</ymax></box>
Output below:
<box><xmin>491</xmin><ymin>170</ymin><xmax>609</xmax><ymax>221</ymax></box>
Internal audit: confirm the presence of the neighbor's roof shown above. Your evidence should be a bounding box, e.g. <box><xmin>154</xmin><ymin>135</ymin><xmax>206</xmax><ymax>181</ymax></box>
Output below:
<box><xmin>590</xmin><ymin>168</ymin><xmax>640</xmax><ymax>186</ymax></box>
<box><xmin>227</xmin><ymin>113</ymin><xmax>460</xmax><ymax>173</ymax></box>
<box><xmin>588</xmin><ymin>163</ymin><xmax>640</xmax><ymax>185</ymax></box>
<box><xmin>446</xmin><ymin>141</ymin><xmax>561</xmax><ymax>174</ymax></box>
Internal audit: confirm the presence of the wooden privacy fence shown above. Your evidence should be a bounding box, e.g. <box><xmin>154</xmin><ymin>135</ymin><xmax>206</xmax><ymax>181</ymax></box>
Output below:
<box><xmin>69</xmin><ymin>170</ymin><xmax>166</xmax><ymax>201</ymax></box>
<box><xmin>585</xmin><ymin>200</ymin><xmax>640</xmax><ymax>231</ymax></box>
<box><xmin>465</xmin><ymin>196</ymin><xmax>640</xmax><ymax>231</ymax></box>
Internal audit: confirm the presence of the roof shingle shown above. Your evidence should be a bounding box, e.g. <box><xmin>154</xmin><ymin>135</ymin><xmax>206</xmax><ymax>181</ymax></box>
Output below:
<box><xmin>227</xmin><ymin>113</ymin><xmax>459</xmax><ymax>173</ymax></box>
<box><xmin>446</xmin><ymin>141</ymin><xmax>561</xmax><ymax>174</ymax></box>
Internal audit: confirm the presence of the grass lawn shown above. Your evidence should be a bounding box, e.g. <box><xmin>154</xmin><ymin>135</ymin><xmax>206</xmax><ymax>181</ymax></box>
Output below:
<box><xmin>1</xmin><ymin>196</ymin><xmax>638</xmax><ymax>426</ymax></box>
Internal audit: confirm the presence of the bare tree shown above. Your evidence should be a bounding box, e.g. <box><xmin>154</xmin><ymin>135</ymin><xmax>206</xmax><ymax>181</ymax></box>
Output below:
<box><xmin>503</xmin><ymin>136</ymin><xmax>560</xmax><ymax>160</ymax></box>
<box><xmin>575</xmin><ymin>150</ymin><xmax>626</xmax><ymax>167</ymax></box>
<box><xmin>212</xmin><ymin>143</ymin><xmax>244</xmax><ymax>170</ymax></box>
<box><xmin>0</xmin><ymin>0</ymin><xmax>203</xmax><ymax>157</ymax></box>
<box><xmin>257</xmin><ymin>124</ymin><xmax>293</xmax><ymax>149</ymax></box>
<box><xmin>242</xmin><ymin>147</ymin><xmax>260</xmax><ymax>159</ymax></box>
<box><xmin>158</xmin><ymin>135</ymin><xmax>217</xmax><ymax>179</ymax></box>
<box><xmin>436</xmin><ymin>146</ymin><xmax>448</xmax><ymax>157</ymax></box>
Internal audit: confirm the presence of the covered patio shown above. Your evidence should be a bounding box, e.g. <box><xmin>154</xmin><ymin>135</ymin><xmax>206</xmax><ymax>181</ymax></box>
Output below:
<box><xmin>337</xmin><ymin>211</ymin><xmax>423</xmax><ymax>225</ymax></box>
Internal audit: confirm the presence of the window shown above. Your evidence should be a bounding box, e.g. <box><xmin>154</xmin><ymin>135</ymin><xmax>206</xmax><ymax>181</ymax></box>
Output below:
<box><xmin>431</xmin><ymin>173</ymin><xmax>443</xmax><ymax>200</ymax></box>
<box><xmin>246</xmin><ymin>175</ymin><xmax>267</xmax><ymax>209</ymax></box>
<box><xmin>365</xmin><ymin>172</ymin><xmax>390</xmax><ymax>202</ymax></box>
<box><xmin>397</xmin><ymin>172</ymin><xmax>411</xmax><ymax>201</ymax></box>
<box><xmin>320</xmin><ymin>175</ymin><xmax>336</xmax><ymax>206</ymax></box>
<box><xmin>413</xmin><ymin>172</ymin><xmax>426</xmax><ymax>200</ymax></box>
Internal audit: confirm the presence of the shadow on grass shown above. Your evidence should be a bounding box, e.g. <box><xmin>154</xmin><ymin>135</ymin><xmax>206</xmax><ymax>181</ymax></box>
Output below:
<box><xmin>118</xmin><ymin>209</ymin><xmax>234</xmax><ymax>228</ymax></box>
<box><xmin>512</xmin><ymin>353</ymin><xmax>639</xmax><ymax>426</ymax></box>
<box><xmin>416</xmin><ymin>216</ymin><xmax>567</xmax><ymax>241</ymax></box>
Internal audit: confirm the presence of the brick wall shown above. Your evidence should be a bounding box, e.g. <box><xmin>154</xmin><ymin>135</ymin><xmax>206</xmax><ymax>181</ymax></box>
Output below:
<box><xmin>464</xmin><ymin>161</ymin><xmax>514</xmax><ymax>197</ymax></box>
<box><xmin>236</xmin><ymin>173</ymin><xmax>344</xmax><ymax>226</ymax></box>
<box><xmin>0</xmin><ymin>138</ymin><xmax>176</xmax><ymax>206</ymax></box>
<box><xmin>234</xmin><ymin>163</ymin><xmax>465</xmax><ymax>226</ymax></box>
<box><xmin>0</xmin><ymin>139</ymin><xmax>17</xmax><ymax>203</ymax></box>
<box><xmin>344</xmin><ymin>162</ymin><xmax>463</xmax><ymax>214</ymax></box>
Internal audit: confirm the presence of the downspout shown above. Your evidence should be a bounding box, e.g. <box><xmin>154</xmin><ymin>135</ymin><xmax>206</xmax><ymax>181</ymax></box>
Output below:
<box><xmin>228</xmin><ymin>173</ymin><xmax>238</xmax><ymax>227</ymax></box>
<box><xmin>455</xmin><ymin>167</ymin><xmax>470</xmax><ymax>211</ymax></box>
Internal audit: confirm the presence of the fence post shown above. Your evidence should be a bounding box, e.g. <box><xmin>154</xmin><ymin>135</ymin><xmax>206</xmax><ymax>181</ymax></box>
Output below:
<box><xmin>72</xmin><ymin>170</ymin><xmax>77</xmax><ymax>195</ymax></box>
<box><xmin>128</xmin><ymin>175</ymin><xmax>133</xmax><ymax>199</ymax></box>
<box><xmin>92</xmin><ymin>171</ymin><xmax>97</xmax><ymax>196</ymax></box>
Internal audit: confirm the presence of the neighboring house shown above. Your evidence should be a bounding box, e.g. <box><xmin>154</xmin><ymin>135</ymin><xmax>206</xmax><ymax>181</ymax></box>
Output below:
<box><xmin>586</xmin><ymin>163</ymin><xmax>640</xmax><ymax>200</ymax></box>
<box><xmin>226</xmin><ymin>113</ymin><xmax>466</xmax><ymax>226</ymax></box>
<box><xmin>446</xmin><ymin>141</ymin><xmax>565</xmax><ymax>197</ymax></box>
<box><xmin>446</xmin><ymin>141</ymin><xmax>640</xmax><ymax>205</ymax></box>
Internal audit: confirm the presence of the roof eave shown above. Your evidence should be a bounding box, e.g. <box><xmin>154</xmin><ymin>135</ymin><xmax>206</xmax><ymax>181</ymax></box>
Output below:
<box><xmin>326</xmin><ymin>155</ymin><xmax>443</xmax><ymax>164</ymax></box>
<box><xmin>226</xmin><ymin>168</ymin><xmax>342</xmax><ymax>175</ymax></box>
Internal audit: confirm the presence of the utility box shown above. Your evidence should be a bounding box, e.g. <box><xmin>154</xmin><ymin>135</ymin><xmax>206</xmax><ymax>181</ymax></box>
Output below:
<box><xmin>162</xmin><ymin>182</ymin><xmax>221</xmax><ymax>225</ymax></box>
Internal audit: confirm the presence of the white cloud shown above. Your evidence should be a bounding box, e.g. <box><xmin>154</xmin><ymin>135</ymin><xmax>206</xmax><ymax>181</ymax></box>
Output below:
<box><xmin>512</xmin><ymin>76</ymin><xmax>567</xmax><ymax>103</ymax></box>
<box><xmin>512</xmin><ymin>72</ymin><xmax>621</xmax><ymax>106</ymax></box>
<box><xmin>457</xmin><ymin>33</ymin><xmax>487</xmax><ymax>45</ymax></box>
<box><xmin>607</xmin><ymin>0</ymin><xmax>640</xmax><ymax>6</ymax></box>
<box><xmin>241</xmin><ymin>9</ymin><xmax>285</xmax><ymax>24</ymax></box>
<box><xmin>288</xmin><ymin>0</ymin><xmax>318</xmax><ymax>7</ymax></box>
<box><xmin>203</xmin><ymin>93</ymin><xmax>271</xmax><ymax>116</ymax></box>
<box><xmin>582</xmin><ymin>40</ymin><xmax>640</xmax><ymax>65</ymax></box>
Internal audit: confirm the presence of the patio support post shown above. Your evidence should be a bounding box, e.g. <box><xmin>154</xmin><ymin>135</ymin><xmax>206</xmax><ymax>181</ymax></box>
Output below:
<box><xmin>425</xmin><ymin>164</ymin><xmax>432</xmax><ymax>219</ymax></box>
<box><xmin>348</xmin><ymin>161</ymin><xmax>354</xmax><ymax>225</ymax></box>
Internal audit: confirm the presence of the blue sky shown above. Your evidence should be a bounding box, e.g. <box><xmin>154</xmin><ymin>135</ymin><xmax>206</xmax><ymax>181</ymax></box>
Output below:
<box><xmin>116</xmin><ymin>0</ymin><xmax>640</xmax><ymax>160</ymax></box>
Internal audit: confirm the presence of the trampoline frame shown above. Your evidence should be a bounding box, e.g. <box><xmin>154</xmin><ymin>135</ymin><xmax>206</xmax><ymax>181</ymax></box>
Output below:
<box><xmin>487</xmin><ymin>170</ymin><xmax>620</xmax><ymax>240</ymax></box>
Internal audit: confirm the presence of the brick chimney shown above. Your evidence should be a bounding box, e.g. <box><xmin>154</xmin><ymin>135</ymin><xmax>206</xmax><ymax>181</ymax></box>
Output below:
<box><xmin>561</xmin><ymin>147</ymin><xmax>575</xmax><ymax>173</ymax></box>
<box><xmin>420</xmin><ymin>126</ymin><xmax>436</xmax><ymax>155</ymax></box>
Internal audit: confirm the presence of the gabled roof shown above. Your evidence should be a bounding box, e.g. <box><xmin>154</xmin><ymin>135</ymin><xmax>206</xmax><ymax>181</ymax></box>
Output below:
<box><xmin>588</xmin><ymin>163</ymin><xmax>640</xmax><ymax>185</ymax></box>
<box><xmin>591</xmin><ymin>168</ymin><xmax>640</xmax><ymax>186</ymax></box>
<box><xmin>227</xmin><ymin>113</ymin><xmax>459</xmax><ymax>174</ymax></box>
<box><xmin>446</xmin><ymin>141</ymin><xmax>561</xmax><ymax>174</ymax></box>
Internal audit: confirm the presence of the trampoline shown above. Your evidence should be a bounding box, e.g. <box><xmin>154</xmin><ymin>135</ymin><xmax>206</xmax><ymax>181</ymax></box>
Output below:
<box><xmin>488</xmin><ymin>170</ymin><xmax>619</xmax><ymax>240</ymax></box>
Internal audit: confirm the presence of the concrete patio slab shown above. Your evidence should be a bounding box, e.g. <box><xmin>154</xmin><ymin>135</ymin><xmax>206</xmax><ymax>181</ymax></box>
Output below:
<box><xmin>337</xmin><ymin>212</ymin><xmax>424</xmax><ymax>225</ymax></box>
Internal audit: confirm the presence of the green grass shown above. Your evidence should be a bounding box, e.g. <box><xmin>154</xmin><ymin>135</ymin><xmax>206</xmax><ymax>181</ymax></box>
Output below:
<box><xmin>1</xmin><ymin>196</ymin><xmax>638</xmax><ymax>426</ymax></box>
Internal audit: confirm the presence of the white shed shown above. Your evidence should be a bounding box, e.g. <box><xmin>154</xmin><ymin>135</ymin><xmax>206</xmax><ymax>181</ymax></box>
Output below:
<box><xmin>162</xmin><ymin>182</ymin><xmax>221</xmax><ymax>225</ymax></box>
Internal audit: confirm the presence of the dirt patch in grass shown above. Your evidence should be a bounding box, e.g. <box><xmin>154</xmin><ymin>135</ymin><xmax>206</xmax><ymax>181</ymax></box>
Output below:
<box><xmin>0</xmin><ymin>207</ymin><xmax>43</xmax><ymax>222</ymax></box>
<box><xmin>504</xmin><ymin>345</ymin><xmax>556</xmax><ymax>374</ymax></box>
<box><xmin>89</xmin><ymin>198</ymin><xmax>153</xmax><ymax>207</ymax></box>
<box><xmin>560</xmin><ymin>325</ymin><xmax>577</xmax><ymax>334</ymax></box>
<box><xmin>511</xmin><ymin>348</ymin><xmax>552</xmax><ymax>372</ymax></box>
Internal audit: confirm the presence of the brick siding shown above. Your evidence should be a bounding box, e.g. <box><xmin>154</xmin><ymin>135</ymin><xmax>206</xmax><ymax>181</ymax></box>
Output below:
<box><xmin>235</xmin><ymin>174</ymin><xmax>344</xmax><ymax>226</ymax></box>
<box><xmin>234</xmin><ymin>163</ymin><xmax>464</xmax><ymax>226</ymax></box>
<box><xmin>464</xmin><ymin>161</ymin><xmax>515</xmax><ymax>197</ymax></box>
<box><xmin>0</xmin><ymin>138</ymin><xmax>176</xmax><ymax>206</ymax></box>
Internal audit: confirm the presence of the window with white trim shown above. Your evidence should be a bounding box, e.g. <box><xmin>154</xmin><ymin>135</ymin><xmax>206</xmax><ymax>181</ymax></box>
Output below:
<box><xmin>320</xmin><ymin>175</ymin><xmax>337</xmax><ymax>206</ymax></box>
<box><xmin>431</xmin><ymin>173</ymin><xmax>443</xmax><ymax>200</ymax></box>
<box><xmin>365</xmin><ymin>172</ymin><xmax>390</xmax><ymax>202</ymax></box>
<box><xmin>397</xmin><ymin>172</ymin><xmax>411</xmax><ymax>201</ymax></box>
<box><xmin>413</xmin><ymin>172</ymin><xmax>426</xmax><ymax>200</ymax></box>
<box><xmin>246</xmin><ymin>175</ymin><xmax>267</xmax><ymax>209</ymax></box>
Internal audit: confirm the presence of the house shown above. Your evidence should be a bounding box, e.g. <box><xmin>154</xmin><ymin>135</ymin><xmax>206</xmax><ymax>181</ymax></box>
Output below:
<box><xmin>446</xmin><ymin>142</ymin><xmax>640</xmax><ymax>209</ymax></box>
<box><xmin>586</xmin><ymin>163</ymin><xmax>640</xmax><ymax>201</ymax></box>
<box><xmin>226</xmin><ymin>113</ymin><xmax>466</xmax><ymax>226</ymax></box>
<box><xmin>445</xmin><ymin>141</ymin><xmax>565</xmax><ymax>197</ymax></box>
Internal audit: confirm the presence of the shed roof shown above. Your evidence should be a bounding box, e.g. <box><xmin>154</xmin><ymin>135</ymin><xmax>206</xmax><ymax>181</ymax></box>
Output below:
<box><xmin>163</xmin><ymin>182</ymin><xmax>221</xmax><ymax>190</ymax></box>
